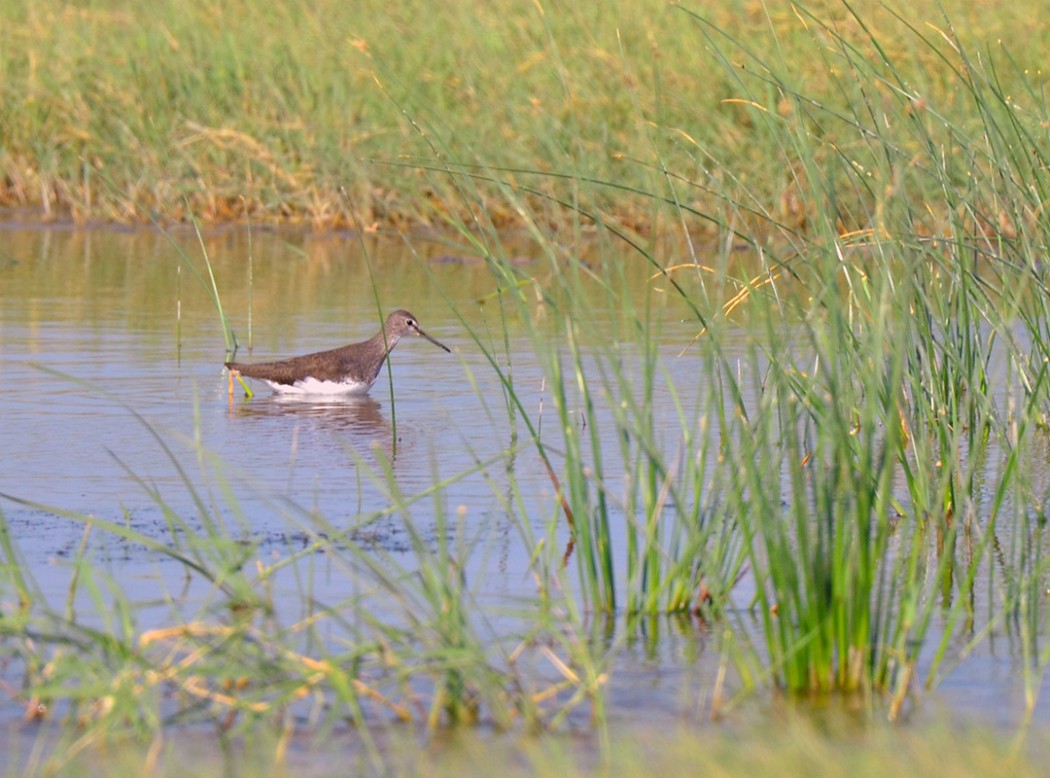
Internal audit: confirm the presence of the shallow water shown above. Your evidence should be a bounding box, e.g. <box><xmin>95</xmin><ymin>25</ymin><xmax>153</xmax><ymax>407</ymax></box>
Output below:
<box><xmin>1</xmin><ymin>224</ymin><xmax>1048</xmax><ymax>737</ymax></box>
<box><xmin>1</xmin><ymin>228</ymin><xmax>548</xmax><ymax>629</ymax></box>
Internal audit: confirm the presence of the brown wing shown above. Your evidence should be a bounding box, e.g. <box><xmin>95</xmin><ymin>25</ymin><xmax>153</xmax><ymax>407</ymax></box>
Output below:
<box><xmin>225</xmin><ymin>347</ymin><xmax>356</xmax><ymax>385</ymax></box>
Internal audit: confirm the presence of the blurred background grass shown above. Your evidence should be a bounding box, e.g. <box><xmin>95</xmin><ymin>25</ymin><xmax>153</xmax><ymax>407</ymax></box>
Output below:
<box><xmin>3</xmin><ymin>0</ymin><xmax>1046</xmax><ymax>231</ymax></box>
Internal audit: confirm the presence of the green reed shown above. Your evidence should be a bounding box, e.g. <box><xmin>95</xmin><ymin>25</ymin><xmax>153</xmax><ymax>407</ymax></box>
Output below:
<box><xmin>403</xmin><ymin>0</ymin><xmax>1050</xmax><ymax>704</ymax></box>
<box><xmin>668</xmin><ymin>1</ymin><xmax>1050</xmax><ymax>699</ymax></box>
<box><xmin>692</xmin><ymin>3</ymin><xmax>1050</xmax><ymax>698</ymax></box>
<box><xmin>160</xmin><ymin>215</ymin><xmax>239</xmax><ymax>354</ymax></box>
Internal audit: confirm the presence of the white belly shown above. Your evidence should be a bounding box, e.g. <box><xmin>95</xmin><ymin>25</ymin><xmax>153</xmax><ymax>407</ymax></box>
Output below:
<box><xmin>264</xmin><ymin>376</ymin><xmax>374</xmax><ymax>396</ymax></box>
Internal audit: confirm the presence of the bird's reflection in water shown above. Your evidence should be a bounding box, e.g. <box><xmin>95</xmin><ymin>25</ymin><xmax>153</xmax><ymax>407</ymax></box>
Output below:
<box><xmin>230</xmin><ymin>393</ymin><xmax>388</xmax><ymax>435</ymax></box>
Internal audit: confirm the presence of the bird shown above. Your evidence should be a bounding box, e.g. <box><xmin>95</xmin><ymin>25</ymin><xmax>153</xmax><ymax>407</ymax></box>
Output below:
<box><xmin>225</xmin><ymin>309</ymin><xmax>450</xmax><ymax>398</ymax></box>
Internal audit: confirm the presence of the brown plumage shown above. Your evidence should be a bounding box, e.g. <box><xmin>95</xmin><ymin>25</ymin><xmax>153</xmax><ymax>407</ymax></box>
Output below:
<box><xmin>225</xmin><ymin>309</ymin><xmax>450</xmax><ymax>396</ymax></box>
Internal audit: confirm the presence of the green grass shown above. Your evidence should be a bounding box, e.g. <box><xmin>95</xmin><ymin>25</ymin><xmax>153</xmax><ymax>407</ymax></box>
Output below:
<box><xmin>8</xmin><ymin>0</ymin><xmax>1050</xmax><ymax>770</ymax></box>
<box><xmin>3</xmin><ymin>0</ymin><xmax>1050</xmax><ymax>232</ymax></box>
<box><xmin>415</xmin><ymin>0</ymin><xmax>1050</xmax><ymax>706</ymax></box>
<box><xmin>16</xmin><ymin>715</ymin><xmax>1049</xmax><ymax>777</ymax></box>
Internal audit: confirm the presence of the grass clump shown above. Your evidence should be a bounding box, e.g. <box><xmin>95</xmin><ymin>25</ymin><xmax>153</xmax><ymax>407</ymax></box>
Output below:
<box><xmin>415</xmin><ymin>0</ymin><xmax>1050</xmax><ymax>707</ymax></box>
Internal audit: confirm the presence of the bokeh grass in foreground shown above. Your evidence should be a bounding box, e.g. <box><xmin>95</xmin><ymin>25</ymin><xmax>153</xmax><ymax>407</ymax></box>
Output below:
<box><xmin>12</xmin><ymin>716</ymin><xmax>1045</xmax><ymax>777</ymax></box>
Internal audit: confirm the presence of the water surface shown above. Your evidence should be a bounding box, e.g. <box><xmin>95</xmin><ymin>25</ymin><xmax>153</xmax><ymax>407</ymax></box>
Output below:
<box><xmin>0</xmin><ymin>224</ymin><xmax>1047</xmax><ymax>735</ymax></box>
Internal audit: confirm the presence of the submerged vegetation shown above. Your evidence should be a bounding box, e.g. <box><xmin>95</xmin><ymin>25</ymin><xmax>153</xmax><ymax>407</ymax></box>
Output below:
<box><xmin>4</xmin><ymin>0</ymin><xmax>1050</xmax><ymax>773</ymax></box>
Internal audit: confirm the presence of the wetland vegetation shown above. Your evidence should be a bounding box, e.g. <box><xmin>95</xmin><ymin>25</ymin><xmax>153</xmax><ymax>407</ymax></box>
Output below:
<box><xmin>3</xmin><ymin>0</ymin><xmax>1050</xmax><ymax>774</ymax></box>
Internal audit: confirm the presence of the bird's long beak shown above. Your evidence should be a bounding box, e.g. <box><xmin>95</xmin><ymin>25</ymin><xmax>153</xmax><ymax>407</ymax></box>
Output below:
<box><xmin>413</xmin><ymin>324</ymin><xmax>451</xmax><ymax>353</ymax></box>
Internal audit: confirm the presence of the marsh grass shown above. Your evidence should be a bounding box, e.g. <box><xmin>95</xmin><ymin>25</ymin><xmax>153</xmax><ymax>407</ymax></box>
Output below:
<box><xmin>5</xmin><ymin>0</ymin><xmax>1050</xmax><ymax>232</ymax></box>
<box><xmin>0</xmin><ymin>400</ymin><xmax>612</xmax><ymax>774</ymax></box>
<box><xmin>9</xmin><ymin>0</ymin><xmax>1050</xmax><ymax>770</ymax></box>
<box><xmin>17</xmin><ymin>713</ymin><xmax>1048</xmax><ymax>777</ymax></box>
<box><xmin>406</xmin><ymin>0</ymin><xmax>1050</xmax><ymax>706</ymax></box>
